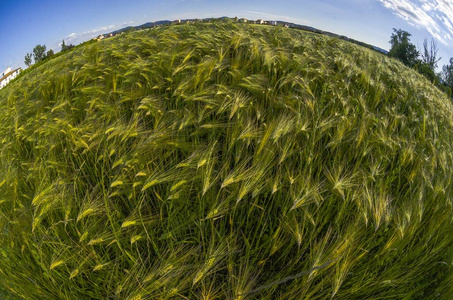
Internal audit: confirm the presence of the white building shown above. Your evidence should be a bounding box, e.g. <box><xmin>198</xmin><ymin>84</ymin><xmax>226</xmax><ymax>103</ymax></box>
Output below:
<box><xmin>0</xmin><ymin>67</ymin><xmax>21</xmax><ymax>90</ymax></box>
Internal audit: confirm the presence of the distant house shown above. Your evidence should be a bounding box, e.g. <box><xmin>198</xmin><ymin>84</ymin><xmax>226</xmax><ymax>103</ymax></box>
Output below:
<box><xmin>256</xmin><ymin>19</ymin><xmax>264</xmax><ymax>24</ymax></box>
<box><xmin>97</xmin><ymin>34</ymin><xmax>105</xmax><ymax>41</ymax></box>
<box><xmin>239</xmin><ymin>18</ymin><xmax>247</xmax><ymax>23</ymax></box>
<box><xmin>270</xmin><ymin>21</ymin><xmax>278</xmax><ymax>26</ymax></box>
<box><xmin>0</xmin><ymin>67</ymin><xmax>21</xmax><ymax>90</ymax></box>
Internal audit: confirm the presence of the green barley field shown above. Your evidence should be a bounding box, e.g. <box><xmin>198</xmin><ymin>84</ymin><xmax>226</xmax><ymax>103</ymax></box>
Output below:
<box><xmin>1</xmin><ymin>21</ymin><xmax>453</xmax><ymax>299</ymax></box>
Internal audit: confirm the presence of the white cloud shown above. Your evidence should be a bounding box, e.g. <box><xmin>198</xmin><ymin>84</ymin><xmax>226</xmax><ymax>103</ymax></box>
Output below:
<box><xmin>62</xmin><ymin>24</ymin><xmax>123</xmax><ymax>45</ymax></box>
<box><xmin>379</xmin><ymin>0</ymin><xmax>453</xmax><ymax>45</ymax></box>
<box><xmin>61</xmin><ymin>20</ymin><xmax>138</xmax><ymax>46</ymax></box>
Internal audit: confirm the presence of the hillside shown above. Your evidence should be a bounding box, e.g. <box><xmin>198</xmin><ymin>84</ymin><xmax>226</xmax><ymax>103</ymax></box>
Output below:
<box><xmin>0</xmin><ymin>22</ymin><xmax>453</xmax><ymax>299</ymax></box>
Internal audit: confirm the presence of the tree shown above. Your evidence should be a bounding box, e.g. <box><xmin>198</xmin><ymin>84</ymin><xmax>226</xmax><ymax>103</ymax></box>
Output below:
<box><xmin>421</xmin><ymin>38</ymin><xmax>441</xmax><ymax>72</ymax></box>
<box><xmin>46</xmin><ymin>49</ymin><xmax>54</xmax><ymax>58</ymax></box>
<box><xmin>33</xmin><ymin>44</ymin><xmax>47</xmax><ymax>63</ymax></box>
<box><xmin>442</xmin><ymin>58</ymin><xmax>453</xmax><ymax>89</ymax></box>
<box><xmin>415</xmin><ymin>62</ymin><xmax>438</xmax><ymax>84</ymax></box>
<box><xmin>24</xmin><ymin>53</ymin><xmax>33</xmax><ymax>67</ymax></box>
<box><xmin>61</xmin><ymin>40</ymin><xmax>74</xmax><ymax>51</ymax></box>
<box><xmin>388</xmin><ymin>28</ymin><xmax>419</xmax><ymax>67</ymax></box>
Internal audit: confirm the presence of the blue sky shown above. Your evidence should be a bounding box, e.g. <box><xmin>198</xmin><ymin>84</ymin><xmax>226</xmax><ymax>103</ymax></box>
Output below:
<box><xmin>1</xmin><ymin>0</ymin><xmax>452</xmax><ymax>73</ymax></box>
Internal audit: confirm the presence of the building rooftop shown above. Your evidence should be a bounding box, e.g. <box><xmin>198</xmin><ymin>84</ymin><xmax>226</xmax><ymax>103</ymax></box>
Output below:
<box><xmin>0</xmin><ymin>68</ymin><xmax>21</xmax><ymax>83</ymax></box>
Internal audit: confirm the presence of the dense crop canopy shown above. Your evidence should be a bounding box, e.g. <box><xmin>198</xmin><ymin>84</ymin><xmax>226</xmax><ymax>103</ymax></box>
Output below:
<box><xmin>0</xmin><ymin>22</ymin><xmax>453</xmax><ymax>299</ymax></box>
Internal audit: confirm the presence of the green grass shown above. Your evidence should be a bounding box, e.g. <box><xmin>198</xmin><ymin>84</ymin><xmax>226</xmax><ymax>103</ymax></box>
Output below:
<box><xmin>0</xmin><ymin>21</ymin><xmax>453</xmax><ymax>299</ymax></box>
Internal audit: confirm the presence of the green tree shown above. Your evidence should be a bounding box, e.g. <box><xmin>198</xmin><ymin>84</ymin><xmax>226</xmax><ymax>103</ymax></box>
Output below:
<box><xmin>442</xmin><ymin>58</ymin><xmax>453</xmax><ymax>89</ymax></box>
<box><xmin>46</xmin><ymin>49</ymin><xmax>54</xmax><ymax>58</ymax></box>
<box><xmin>415</xmin><ymin>62</ymin><xmax>438</xmax><ymax>84</ymax></box>
<box><xmin>388</xmin><ymin>28</ymin><xmax>419</xmax><ymax>67</ymax></box>
<box><xmin>421</xmin><ymin>38</ymin><xmax>441</xmax><ymax>72</ymax></box>
<box><xmin>24</xmin><ymin>53</ymin><xmax>33</xmax><ymax>67</ymax></box>
<box><xmin>33</xmin><ymin>44</ymin><xmax>47</xmax><ymax>63</ymax></box>
<box><xmin>61</xmin><ymin>40</ymin><xmax>75</xmax><ymax>51</ymax></box>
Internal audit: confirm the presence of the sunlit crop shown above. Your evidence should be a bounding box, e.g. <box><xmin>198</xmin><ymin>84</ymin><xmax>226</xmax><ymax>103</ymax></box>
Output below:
<box><xmin>0</xmin><ymin>21</ymin><xmax>452</xmax><ymax>299</ymax></box>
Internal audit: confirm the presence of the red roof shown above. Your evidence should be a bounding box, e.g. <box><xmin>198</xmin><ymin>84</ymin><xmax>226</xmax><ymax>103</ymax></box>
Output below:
<box><xmin>0</xmin><ymin>68</ymin><xmax>21</xmax><ymax>83</ymax></box>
